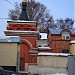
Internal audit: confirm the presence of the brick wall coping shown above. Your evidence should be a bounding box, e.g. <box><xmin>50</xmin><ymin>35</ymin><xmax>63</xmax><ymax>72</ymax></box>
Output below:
<box><xmin>38</xmin><ymin>47</ymin><xmax>51</xmax><ymax>50</ymax></box>
<box><xmin>7</xmin><ymin>20</ymin><xmax>36</xmax><ymax>23</ymax></box>
<box><xmin>38</xmin><ymin>52</ymin><xmax>70</xmax><ymax>56</ymax></box>
<box><xmin>70</xmin><ymin>40</ymin><xmax>75</xmax><ymax>44</ymax></box>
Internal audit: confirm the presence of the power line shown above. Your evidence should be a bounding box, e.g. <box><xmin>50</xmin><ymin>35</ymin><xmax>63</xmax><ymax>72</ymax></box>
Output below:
<box><xmin>4</xmin><ymin>0</ymin><xmax>21</xmax><ymax>9</ymax></box>
<box><xmin>0</xmin><ymin>18</ymin><xmax>10</xmax><ymax>19</ymax></box>
<box><xmin>4</xmin><ymin>0</ymin><xmax>16</xmax><ymax>7</ymax></box>
<box><xmin>4</xmin><ymin>0</ymin><xmax>74</xmax><ymax>21</ymax></box>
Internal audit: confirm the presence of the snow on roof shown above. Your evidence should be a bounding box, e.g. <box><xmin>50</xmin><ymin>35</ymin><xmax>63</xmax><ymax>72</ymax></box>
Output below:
<box><xmin>0</xmin><ymin>36</ymin><xmax>19</xmax><ymax>39</ymax></box>
<box><xmin>40</xmin><ymin>33</ymin><xmax>47</xmax><ymax>39</ymax></box>
<box><xmin>7</xmin><ymin>20</ymin><xmax>36</xmax><ymax>23</ymax></box>
<box><xmin>48</xmin><ymin>28</ymin><xmax>62</xmax><ymax>34</ymax></box>
<box><xmin>38</xmin><ymin>47</ymin><xmax>51</xmax><ymax>50</ymax></box>
<box><xmin>0</xmin><ymin>36</ymin><xmax>20</xmax><ymax>43</ymax></box>
<box><xmin>48</xmin><ymin>28</ymin><xmax>75</xmax><ymax>35</ymax></box>
<box><xmin>38</xmin><ymin>52</ymin><xmax>70</xmax><ymax>56</ymax></box>
<box><xmin>70</xmin><ymin>40</ymin><xmax>75</xmax><ymax>44</ymax></box>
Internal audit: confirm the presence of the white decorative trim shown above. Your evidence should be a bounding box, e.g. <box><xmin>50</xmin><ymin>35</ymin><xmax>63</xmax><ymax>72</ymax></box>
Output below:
<box><xmin>38</xmin><ymin>52</ymin><xmax>70</xmax><ymax>56</ymax></box>
<box><xmin>4</xmin><ymin>30</ymin><xmax>39</xmax><ymax>33</ymax></box>
<box><xmin>29</xmin><ymin>54</ymin><xmax>38</xmax><ymax>55</ymax></box>
<box><xmin>38</xmin><ymin>47</ymin><xmax>51</xmax><ymax>50</ymax></box>
<box><xmin>22</xmin><ymin>39</ymin><xmax>33</xmax><ymax>49</ymax></box>
<box><xmin>4</xmin><ymin>30</ymin><xmax>39</xmax><ymax>35</ymax></box>
<box><xmin>7</xmin><ymin>20</ymin><xmax>37</xmax><ymax>23</ymax></box>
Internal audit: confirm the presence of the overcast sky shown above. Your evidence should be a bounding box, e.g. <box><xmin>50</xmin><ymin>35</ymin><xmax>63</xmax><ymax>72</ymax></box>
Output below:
<box><xmin>0</xmin><ymin>0</ymin><xmax>74</xmax><ymax>37</ymax></box>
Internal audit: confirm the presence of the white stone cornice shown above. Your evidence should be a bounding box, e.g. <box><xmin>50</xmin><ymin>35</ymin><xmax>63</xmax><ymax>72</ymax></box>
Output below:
<box><xmin>7</xmin><ymin>20</ymin><xmax>37</xmax><ymax>23</ymax></box>
<box><xmin>4</xmin><ymin>30</ymin><xmax>39</xmax><ymax>36</ymax></box>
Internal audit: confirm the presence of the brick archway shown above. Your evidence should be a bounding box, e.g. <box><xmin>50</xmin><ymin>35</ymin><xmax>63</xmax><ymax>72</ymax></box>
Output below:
<box><xmin>21</xmin><ymin>39</ymin><xmax>32</xmax><ymax>49</ymax></box>
<box><xmin>20</xmin><ymin>39</ymin><xmax>32</xmax><ymax>71</ymax></box>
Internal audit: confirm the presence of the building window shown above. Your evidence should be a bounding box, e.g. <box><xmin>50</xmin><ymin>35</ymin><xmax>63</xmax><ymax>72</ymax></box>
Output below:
<box><xmin>62</xmin><ymin>49</ymin><xmax>69</xmax><ymax>53</ymax></box>
<box><xmin>62</xmin><ymin>32</ymin><xmax>70</xmax><ymax>40</ymax></box>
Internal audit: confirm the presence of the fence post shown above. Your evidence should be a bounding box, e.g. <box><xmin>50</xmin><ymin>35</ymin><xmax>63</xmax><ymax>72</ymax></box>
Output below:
<box><xmin>68</xmin><ymin>55</ymin><xmax>75</xmax><ymax>75</ymax></box>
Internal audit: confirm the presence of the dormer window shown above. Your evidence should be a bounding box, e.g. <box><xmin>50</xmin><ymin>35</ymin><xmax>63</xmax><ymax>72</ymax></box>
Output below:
<box><xmin>62</xmin><ymin>32</ymin><xmax>70</xmax><ymax>40</ymax></box>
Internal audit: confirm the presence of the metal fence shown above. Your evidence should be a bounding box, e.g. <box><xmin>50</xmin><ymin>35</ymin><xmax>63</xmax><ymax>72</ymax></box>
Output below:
<box><xmin>68</xmin><ymin>55</ymin><xmax>75</xmax><ymax>75</ymax></box>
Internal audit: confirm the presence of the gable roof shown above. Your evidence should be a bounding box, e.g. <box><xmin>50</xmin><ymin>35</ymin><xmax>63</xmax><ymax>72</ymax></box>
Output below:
<box><xmin>48</xmin><ymin>28</ymin><xmax>75</xmax><ymax>35</ymax></box>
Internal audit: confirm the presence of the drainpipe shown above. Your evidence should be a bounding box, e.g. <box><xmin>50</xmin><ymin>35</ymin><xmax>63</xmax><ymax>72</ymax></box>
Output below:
<box><xmin>17</xmin><ymin>43</ymin><xmax>21</xmax><ymax>72</ymax></box>
<box><xmin>48</xmin><ymin>32</ymin><xmax>52</xmax><ymax>46</ymax></box>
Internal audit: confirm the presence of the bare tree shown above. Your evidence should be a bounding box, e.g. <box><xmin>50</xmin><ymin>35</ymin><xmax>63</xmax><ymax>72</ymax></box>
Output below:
<box><xmin>55</xmin><ymin>18</ymin><xmax>74</xmax><ymax>29</ymax></box>
<box><xmin>8</xmin><ymin>0</ymin><xmax>53</xmax><ymax>29</ymax></box>
<box><xmin>8</xmin><ymin>2</ymin><xmax>21</xmax><ymax>20</ymax></box>
<box><xmin>8</xmin><ymin>0</ymin><xmax>74</xmax><ymax>30</ymax></box>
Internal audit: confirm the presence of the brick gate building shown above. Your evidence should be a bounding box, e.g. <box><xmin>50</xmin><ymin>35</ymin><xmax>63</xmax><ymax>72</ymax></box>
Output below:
<box><xmin>4</xmin><ymin>0</ymin><xmax>39</xmax><ymax>74</ymax></box>
<box><xmin>3</xmin><ymin>0</ymin><xmax>75</xmax><ymax>75</ymax></box>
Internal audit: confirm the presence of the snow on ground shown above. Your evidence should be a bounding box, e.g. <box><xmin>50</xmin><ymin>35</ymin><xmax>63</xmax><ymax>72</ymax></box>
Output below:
<box><xmin>48</xmin><ymin>73</ymin><xmax>67</xmax><ymax>75</ymax></box>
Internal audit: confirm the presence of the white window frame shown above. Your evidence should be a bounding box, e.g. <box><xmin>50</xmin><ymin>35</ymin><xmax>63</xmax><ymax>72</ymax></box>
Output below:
<box><xmin>62</xmin><ymin>32</ymin><xmax>70</xmax><ymax>40</ymax></box>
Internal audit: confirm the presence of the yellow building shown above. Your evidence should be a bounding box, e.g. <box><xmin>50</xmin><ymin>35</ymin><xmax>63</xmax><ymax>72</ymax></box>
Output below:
<box><xmin>70</xmin><ymin>40</ymin><xmax>75</xmax><ymax>55</ymax></box>
<box><xmin>0</xmin><ymin>36</ymin><xmax>20</xmax><ymax>72</ymax></box>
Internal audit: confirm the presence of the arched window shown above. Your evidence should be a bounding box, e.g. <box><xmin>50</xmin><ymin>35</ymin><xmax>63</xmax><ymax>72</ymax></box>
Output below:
<box><xmin>62</xmin><ymin>32</ymin><xmax>70</xmax><ymax>40</ymax></box>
